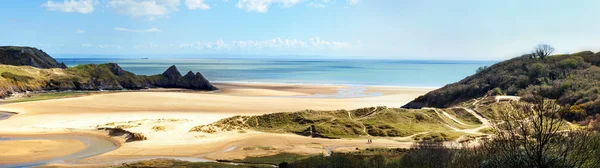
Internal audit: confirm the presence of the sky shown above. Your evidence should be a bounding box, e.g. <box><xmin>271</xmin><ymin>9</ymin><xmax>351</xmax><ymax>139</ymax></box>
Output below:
<box><xmin>1</xmin><ymin>0</ymin><xmax>600</xmax><ymax>60</ymax></box>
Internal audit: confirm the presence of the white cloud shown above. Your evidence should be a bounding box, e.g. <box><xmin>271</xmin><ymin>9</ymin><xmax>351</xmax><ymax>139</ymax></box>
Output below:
<box><xmin>42</xmin><ymin>0</ymin><xmax>96</xmax><ymax>14</ymax></box>
<box><xmin>114</xmin><ymin>27</ymin><xmax>162</xmax><ymax>33</ymax></box>
<box><xmin>236</xmin><ymin>0</ymin><xmax>303</xmax><ymax>13</ymax></box>
<box><xmin>347</xmin><ymin>0</ymin><xmax>358</xmax><ymax>5</ymax></box>
<box><xmin>75</xmin><ymin>29</ymin><xmax>85</xmax><ymax>33</ymax></box>
<box><xmin>81</xmin><ymin>44</ymin><xmax>93</xmax><ymax>47</ymax></box>
<box><xmin>178</xmin><ymin>37</ymin><xmax>352</xmax><ymax>50</ymax></box>
<box><xmin>107</xmin><ymin>0</ymin><xmax>181</xmax><ymax>17</ymax></box>
<box><xmin>307</xmin><ymin>0</ymin><xmax>332</xmax><ymax>8</ymax></box>
<box><xmin>186</xmin><ymin>0</ymin><xmax>210</xmax><ymax>10</ymax></box>
<box><xmin>307</xmin><ymin>2</ymin><xmax>325</xmax><ymax>8</ymax></box>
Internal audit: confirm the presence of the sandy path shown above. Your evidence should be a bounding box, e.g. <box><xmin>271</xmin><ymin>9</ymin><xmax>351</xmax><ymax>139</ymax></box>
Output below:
<box><xmin>0</xmin><ymin>139</ymin><xmax>86</xmax><ymax>164</ymax></box>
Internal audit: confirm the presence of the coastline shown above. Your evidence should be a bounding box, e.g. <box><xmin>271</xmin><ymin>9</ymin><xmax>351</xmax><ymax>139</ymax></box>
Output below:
<box><xmin>0</xmin><ymin>82</ymin><xmax>435</xmax><ymax>167</ymax></box>
<box><xmin>211</xmin><ymin>81</ymin><xmax>441</xmax><ymax>89</ymax></box>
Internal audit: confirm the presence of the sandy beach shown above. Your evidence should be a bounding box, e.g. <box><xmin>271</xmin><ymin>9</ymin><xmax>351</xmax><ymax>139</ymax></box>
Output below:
<box><xmin>0</xmin><ymin>82</ymin><xmax>434</xmax><ymax>166</ymax></box>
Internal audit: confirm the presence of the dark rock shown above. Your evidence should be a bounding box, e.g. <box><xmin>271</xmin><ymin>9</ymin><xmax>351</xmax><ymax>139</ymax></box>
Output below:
<box><xmin>162</xmin><ymin>65</ymin><xmax>182</xmax><ymax>80</ymax></box>
<box><xmin>107</xmin><ymin>63</ymin><xmax>125</xmax><ymax>76</ymax></box>
<box><xmin>184</xmin><ymin>71</ymin><xmax>195</xmax><ymax>80</ymax></box>
<box><xmin>153</xmin><ymin>65</ymin><xmax>217</xmax><ymax>91</ymax></box>
<box><xmin>400</xmin><ymin>101</ymin><xmax>424</xmax><ymax>109</ymax></box>
<box><xmin>97</xmin><ymin>127</ymin><xmax>148</xmax><ymax>142</ymax></box>
<box><xmin>0</xmin><ymin>46</ymin><xmax>67</xmax><ymax>69</ymax></box>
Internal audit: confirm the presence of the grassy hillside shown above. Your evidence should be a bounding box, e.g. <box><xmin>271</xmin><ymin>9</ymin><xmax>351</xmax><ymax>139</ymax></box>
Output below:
<box><xmin>403</xmin><ymin>50</ymin><xmax>600</xmax><ymax>121</ymax></box>
<box><xmin>190</xmin><ymin>107</ymin><xmax>480</xmax><ymax>140</ymax></box>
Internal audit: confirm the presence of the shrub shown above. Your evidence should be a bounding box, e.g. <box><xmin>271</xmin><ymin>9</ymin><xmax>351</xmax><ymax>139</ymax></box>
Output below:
<box><xmin>152</xmin><ymin>125</ymin><xmax>166</xmax><ymax>131</ymax></box>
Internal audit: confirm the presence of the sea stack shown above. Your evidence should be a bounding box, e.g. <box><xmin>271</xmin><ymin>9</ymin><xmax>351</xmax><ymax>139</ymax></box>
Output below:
<box><xmin>158</xmin><ymin>65</ymin><xmax>217</xmax><ymax>91</ymax></box>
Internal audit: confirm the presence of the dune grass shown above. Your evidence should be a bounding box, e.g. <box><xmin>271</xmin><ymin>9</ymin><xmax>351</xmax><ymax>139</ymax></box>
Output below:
<box><xmin>243</xmin><ymin>146</ymin><xmax>277</xmax><ymax>151</ymax></box>
<box><xmin>412</xmin><ymin>131</ymin><xmax>464</xmax><ymax>142</ymax></box>
<box><xmin>444</xmin><ymin>108</ymin><xmax>482</xmax><ymax>125</ymax></box>
<box><xmin>190</xmin><ymin>107</ymin><xmax>464</xmax><ymax>140</ymax></box>
<box><xmin>117</xmin><ymin>159</ymin><xmax>267</xmax><ymax>168</ymax></box>
<box><xmin>229</xmin><ymin>153</ymin><xmax>313</xmax><ymax>165</ymax></box>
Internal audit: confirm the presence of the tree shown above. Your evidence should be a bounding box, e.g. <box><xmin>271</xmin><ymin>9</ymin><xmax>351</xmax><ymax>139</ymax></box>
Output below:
<box><xmin>478</xmin><ymin>89</ymin><xmax>600</xmax><ymax>168</ymax></box>
<box><xmin>476</xmin><ymin>66</ymin><xmax>489</xmax><ymax>73</ymax></box>
<box><xmin>534</xmin><ymin>44</ymin><xmax>555</xmax><ymax>59</ymax></box>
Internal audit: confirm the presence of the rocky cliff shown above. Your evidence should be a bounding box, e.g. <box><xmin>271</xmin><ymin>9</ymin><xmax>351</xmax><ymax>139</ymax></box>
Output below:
<box><xmin>0</xmin><ymin>46</ymin><xmax>67</xmax><ymax>68</ymax></box>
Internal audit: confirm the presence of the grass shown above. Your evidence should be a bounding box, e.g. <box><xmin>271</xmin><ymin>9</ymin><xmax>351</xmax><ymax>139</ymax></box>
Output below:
<box><xmin>284</xmin><ymin>148</ymin><xmax>411</xmax><ymax>167</ymax></box>
<box><xmin>412</xmin><ymin>131</ymin><xmax>464</xmax><ymax>142</ymax></box>
<box><xmin>475</xmin><ymin>101</ymin><xmax>513</xmax><ymax>120</ymax></box>
<box><xmin>444</xmin><ymin>108</ymin><xmax>482</xmax><ymax>125</ymax></box>
<box><xmin>116</xmin><ymin>159</ymin><xmax>270</xmax><ymax>168</ymax></box>
<box><xmin>478</xmin><ymin>127</ymin><xmax>496</xmax><ymax>134</ymax></box>
<box><xmin>190</xmin><ymin>107</ymin><xmax>464</xmax><ymax>140</ymax></box>
<box><xmin>3</xmin><ymin>92</ymin><xmax>91</xmax><ymax>103</ymax></box>
<box><xmin>432</xmin><ymin>109</ymin><xmax>481</xmax><ymax>130</ymax></box>
<box><xmin>361</xmin><ymin>108</ymin><xmax>455</xmax><ymax>137</ymax></box>
<box><xmin>242</xmin><ymin>146</ymin><xmax>277</xmax><ymax>151</ymax></box>
<box><xmin>152</xmin><ymin>125</ymin><xmax>166</xmax><ymax>131</ymax></box>
<box><xmin>229</xmin><ymin>153</ymin><xmax>313</xmax><ymax>165</ymax></box>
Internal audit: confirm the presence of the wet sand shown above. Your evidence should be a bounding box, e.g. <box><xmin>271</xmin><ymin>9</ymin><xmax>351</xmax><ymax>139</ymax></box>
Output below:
<box><xmin>0</xmin><ymin>139</ymin><xmax>86</xmax><ymax>164</ymax></box>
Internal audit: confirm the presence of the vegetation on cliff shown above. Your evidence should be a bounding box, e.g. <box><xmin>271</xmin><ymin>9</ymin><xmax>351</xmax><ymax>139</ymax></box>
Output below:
<box><xmin>403</xmin><ymin>45</ymin><xmax>600</xmax><ymax>122</ymax></box>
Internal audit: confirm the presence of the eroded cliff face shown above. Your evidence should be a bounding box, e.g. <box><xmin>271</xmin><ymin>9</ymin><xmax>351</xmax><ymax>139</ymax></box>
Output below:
<box><xmin>0</xmin><ymin>46</ymin><xmax>67</xmax><ymax>69</ymax></box>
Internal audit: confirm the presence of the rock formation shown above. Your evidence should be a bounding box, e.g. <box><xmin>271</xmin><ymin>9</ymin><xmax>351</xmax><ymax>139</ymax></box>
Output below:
<box><xmin>152</xmin><ymin>65</ymin><xmax>217</xmax><ymax>90</ymax></box>
<box><xmin>0</xmin><ymin>46</ymin><xmax>67</xmax><ymax>68</ymax></box>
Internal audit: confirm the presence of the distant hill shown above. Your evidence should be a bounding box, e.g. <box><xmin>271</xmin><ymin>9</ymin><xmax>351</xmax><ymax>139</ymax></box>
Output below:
<box><xmin>0</xmin><ymin>46</ymin><xmax>67</xmax><ymax>68</ymax></box>
<box><xmin>403</xmin><ymin>50</ymin><xmax>600</xmax><ymax>121</ymax></box>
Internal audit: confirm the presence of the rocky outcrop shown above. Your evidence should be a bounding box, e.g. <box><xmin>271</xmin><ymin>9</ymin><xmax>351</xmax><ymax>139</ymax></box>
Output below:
<box><xmin>152</xmin><ymin>65</ymin><xmax>217</xmax><ymax>90</ymax></box>
<box><xmin>97</xmin><ymin>127</ymin><xmax>148</xmax><ymax>142</ymax></box>
<box><xmin>0</xmin><ymin>46</ymin><xmax>67</xmax><ymax>69</ymax></box>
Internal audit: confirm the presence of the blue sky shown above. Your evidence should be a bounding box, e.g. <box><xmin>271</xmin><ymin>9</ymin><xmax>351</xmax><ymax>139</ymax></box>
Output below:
<box><xmin>0</xmin><ymin>0</ymin><xmax>599</xmax><ymax>60</ymax></box>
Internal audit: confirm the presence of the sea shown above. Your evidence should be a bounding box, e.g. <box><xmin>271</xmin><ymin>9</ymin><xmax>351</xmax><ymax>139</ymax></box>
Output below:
<box><xmin>56</xmin><ymin>58</ymin><xmax>497</xmax><ymax>87</ymax></box>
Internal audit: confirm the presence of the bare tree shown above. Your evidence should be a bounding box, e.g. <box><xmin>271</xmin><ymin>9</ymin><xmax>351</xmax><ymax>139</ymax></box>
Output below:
<box><xmin>534</xmin><ymin>44</ymin><xmax>555</xmax><ymax>60</ymax></box>
<box><xmin>478</xmin><ymin>89</ymin><xmax>600</xmax><ymax>167</ymax></box>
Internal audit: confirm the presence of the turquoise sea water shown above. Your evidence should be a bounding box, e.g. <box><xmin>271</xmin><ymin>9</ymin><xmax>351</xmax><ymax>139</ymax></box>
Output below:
<box><xmin>56</xmin><ymin>58</ymin><xmax>496</xmax><ymax>87</ymax></box>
